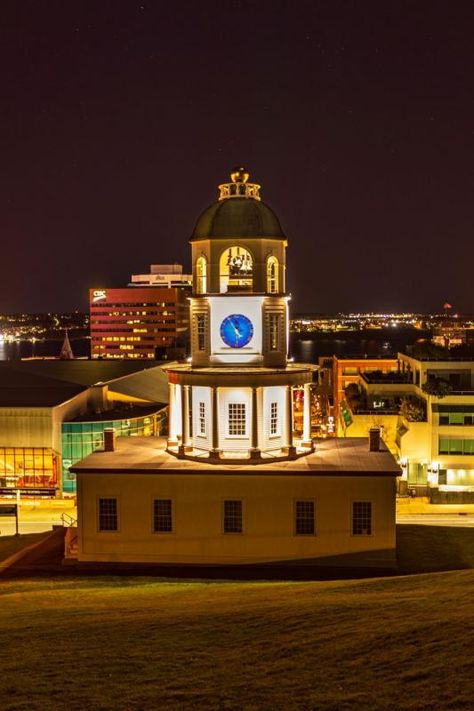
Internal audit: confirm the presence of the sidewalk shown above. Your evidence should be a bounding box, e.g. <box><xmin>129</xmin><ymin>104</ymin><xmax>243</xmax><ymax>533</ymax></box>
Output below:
<box><xmin>397</xmin><ymin>497</ymin><xmax>474</xmax><ymax>515</ymax></box>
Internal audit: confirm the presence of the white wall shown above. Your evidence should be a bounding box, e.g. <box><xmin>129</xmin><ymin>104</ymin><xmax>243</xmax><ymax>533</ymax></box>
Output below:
<box><xmin>261</xmin><ymin>386</ymin><xmax>286</xmax><ymax>451</ymax></box>
<box><xmin>218</xmin><ymin>387</ymin><xmax>252</xmax><ymax>453</ymax></box>
<box><xmin>209</xmin><ymin>296</ymin><xmax>264</xmax><ymax>365</ymax></box>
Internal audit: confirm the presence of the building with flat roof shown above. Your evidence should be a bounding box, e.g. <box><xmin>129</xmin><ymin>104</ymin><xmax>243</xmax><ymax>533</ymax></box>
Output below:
<box><xmin>129</xmin><ymin>263</ymin><xmax>192</xmax><ymax>288</ymax></box>
<box><xmin>72</xmin><ymin>435</ymin><xmax>399</xmax><ymax>569</ymax></box>
<box><xmin>333</xmin><ymin>352</ymin><xmax>474</xmax><ymax>499</ymax></box>
<box><xmin>0</xmin><ymin>360</ymin><xmax>168</xmax><ymax>497</ymax></box>
<box><xmin>89</xmin><ymin>284</ymin><xmax>190</xmax><ymax>360</ymax></box>
<box><xmin>70</xmin><ymin>168</ymin><xmax>400</xmax><ymax>569</ymax></box>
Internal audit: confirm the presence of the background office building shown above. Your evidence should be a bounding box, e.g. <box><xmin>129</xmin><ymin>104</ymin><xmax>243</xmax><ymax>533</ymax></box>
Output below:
<box><xmin>90</xmin><ymin>265</ymin><xmax>191</xmax><ymax>360</ymax></box>
<box><xmin>330</xmin><ymin>353</ymin><xmax>474</xmax><ymax>500</ymax></box>
<box><xmin>0</xmin><ymin>360</ymin><xmax>168</xmax><ymax>497</ymax></box>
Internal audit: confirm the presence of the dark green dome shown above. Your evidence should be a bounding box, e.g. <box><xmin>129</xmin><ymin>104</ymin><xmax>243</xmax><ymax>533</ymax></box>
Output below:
<box><xmin>190</xmin><ymin>198</ymin><xmax>286</xmax><ymax>241</ymax></box>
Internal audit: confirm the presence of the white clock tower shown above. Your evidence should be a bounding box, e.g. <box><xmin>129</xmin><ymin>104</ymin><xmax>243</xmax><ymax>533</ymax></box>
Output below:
<box><xmin>165</xmin><ymin>167</ymin><xmax>316</xmax><ymax>462</ymax></box>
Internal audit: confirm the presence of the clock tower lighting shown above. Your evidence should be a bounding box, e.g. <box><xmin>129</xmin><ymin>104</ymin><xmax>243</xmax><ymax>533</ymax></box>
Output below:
<box><xmin>164</xmin><ymin>168</ymin><xmax>316</xmax><ymax>462</ymax></box>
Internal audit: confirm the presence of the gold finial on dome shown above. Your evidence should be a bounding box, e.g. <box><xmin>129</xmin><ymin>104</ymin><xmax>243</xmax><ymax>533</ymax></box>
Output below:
<box><xmin>230</xmin><ymin>166</ymin><xmax>249</xmax><ymax>183</ymax></box>
<box><xmin>219</xmin><ymin>167</ymin><xmax>261</xmax><ymax>201</ymax></box>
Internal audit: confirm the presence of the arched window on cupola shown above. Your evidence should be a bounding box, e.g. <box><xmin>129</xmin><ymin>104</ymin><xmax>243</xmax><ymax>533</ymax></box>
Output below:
<box><xmin>219</xmin><ymin>246</ymin><xmax>253</xmax><ymax>293</ymax></box>
<box><xmin>266</xmin><ymin>256</ymin><xmax>279</xmax><ymax>293</ymax></box>
<box><xmin>196</xmin><ymin>256</ymin><xmax>207</xmax><ymax>294</ymax></box>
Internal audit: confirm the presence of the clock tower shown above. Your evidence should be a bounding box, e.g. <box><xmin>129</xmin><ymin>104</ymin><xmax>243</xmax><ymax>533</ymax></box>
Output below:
<box><xmin>164</xmin><ymin>168</ymin><xmax>316</xmax><ymax>462</ymax></box>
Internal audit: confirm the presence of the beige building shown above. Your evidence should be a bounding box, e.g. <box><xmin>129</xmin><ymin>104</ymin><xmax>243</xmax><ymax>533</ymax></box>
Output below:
<box><xmin>70</xmin><ymin>168</ymin><xmax>400</xmax><ymax>569</ymax></box>
<box><xmin>72</xmin><ymin>436</ymin><xmax>399</xmax><ymax>569</ymax></box>
<box><xmin>338</xmin><ymin>353</ymin><xmax>474</xmax><ymax>499</ymax></box>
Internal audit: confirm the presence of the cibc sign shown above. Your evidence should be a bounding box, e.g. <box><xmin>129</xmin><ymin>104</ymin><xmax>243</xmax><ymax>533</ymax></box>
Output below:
<box><xmin>92</xmin><ymin>289</ymin><xmax>107</xmax><ymax>302</ymax></box>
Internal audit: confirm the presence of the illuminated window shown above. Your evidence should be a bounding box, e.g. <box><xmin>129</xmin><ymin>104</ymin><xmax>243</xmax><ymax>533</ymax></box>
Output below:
<box><xmin>266</xmin><ymin>256</ymin><xmax>279</xmax><ymax>293</ymax></box>
<box><xmin>219</xmin><ymin>246</ymin><xmax>253</xmax><ymax>293</ymax></box>
<box><xmin>269</xmin><ymin>314</ymin><xmax>279</xmax><ymax>351</ymax></box>
<box><xmin>199</xmin><ymin>402</ymin><xmax>206</xmax><ymax>435</ymax></box>
<box><xmin>223</xmin><ymin>500</ymin><xmax>243</xmax><ymax>534</ymax></box>
<box><xmin>196</xmin><ymin>314</ymin><xmax>206</xmax><ymax>351</ymax></box>
<box><xmin>153</xmin><ymin>499</ymin><xmax>173</xmax><ymax>533</ymax></box>
<box><xmin>352</xmin><ymin>501</ymin><xmax>372</xmax><ymax>535</ymax></box>
<box><xmin>98</xmin><ymin>498</ymin><xmax>118</xmax><ymax>532</ymax></box>
<box><xmin>228</xmin><ymin>403</ymin><xmax>246</xmax><ymax>436</ymax></box>
<box><xmin>295</xmin><ymin>500</ymin><xmax>315</xmax><ymax>535</ymax></box>
<box><xmin>439</xmin><ymin>437</ymin><xmax>474</xmax><ymax>455</ymax></box>
<box><xmin>0</xmin><ymin>447</ymin><xmax>56</xmax><ymax>489</ymax></box>
<box><xmin>196</xmin><ymin>257</ymin><xmax>207</xmax><ymax>294</ymax></box>
<box><xmin>270</xmin><ymin>402</ymin><xmax>278</xmax><ymax>436</ymax></box>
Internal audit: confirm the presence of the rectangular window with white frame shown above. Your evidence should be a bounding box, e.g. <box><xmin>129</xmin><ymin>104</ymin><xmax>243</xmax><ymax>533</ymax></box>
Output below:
<box><xmin>295</xmin><ymin>500</ymin><xmax>315</xmax><ymax>535</ymax></box>
<box><xmin>98</xmin><ymin>497</ymin><xmax>118</xmax><ymax>532</ymax></box>
<box><xmin>223</xmin><ymin>499</ymin><xmax>243</xmax><ymax>534</ymax></box>
<box><xmin>153</xmin><ymin>499</ymin><xmax>173</xmax><ymax>533</ymax></box>
<box><xmin>352</xmin><ymin>501</ymin><xmax>372</xmax><ymax>535</ymax></box>
<box><xmin>228</xmin><ymin>403</ymin><xmax>246</xmax><ymax>436</ymax></box>
<box><xmin>270</xmin><ymin>401</ymin><xmax>278</xmax><ymax>436</ymax></box>
<box><xmin>199</xmin><ymin>401</ymin><xmax>206</xmax><ymax>436</ymax></box>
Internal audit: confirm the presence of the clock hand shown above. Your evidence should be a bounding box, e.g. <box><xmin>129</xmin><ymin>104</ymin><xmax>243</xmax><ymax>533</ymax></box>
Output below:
<box><xmin>231</xmin><ymin>319</ymin><xmax>241</xmax><ymax>339</ymax></box>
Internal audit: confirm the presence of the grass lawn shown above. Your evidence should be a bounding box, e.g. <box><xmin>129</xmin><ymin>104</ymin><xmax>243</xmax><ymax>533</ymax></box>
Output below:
<box><xmin>2</xmin><ymin>525</ymin><xmax>474</xmax><ymax>710</ymax></box>
<box><xmin>1</xmin><ymin>569</ymin><xmax>474</xmax><ymax>711</ymax></box>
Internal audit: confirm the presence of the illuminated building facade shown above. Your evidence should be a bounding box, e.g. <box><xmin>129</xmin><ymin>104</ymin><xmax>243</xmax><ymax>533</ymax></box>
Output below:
<box><xmin>0</xmin><ymin>361</ymin><xmax>168</xmax><ymax>497</ymax></box>
<box><xmin>89</xmin><ymin>283</ymin><xmax>190</xmax><ymax>359</ymax></box>
<box><xmin>129</xmin><ymin>263</ymin><xmax>192</xmax><ymax>288</ymax></box>
<box><xmin>71</xmin><ymin>169</ymin><xmax>400</xmax><ymax>569</ymax></box>
<box><xmin>335</xmin><ymin>353</ymin><xmax>474</xmax><ymax>499</ymax></box>
<box><xmin>165</xmin><ymin>167</ymin><xmax>316</xmax><ymax>461</ymax></box>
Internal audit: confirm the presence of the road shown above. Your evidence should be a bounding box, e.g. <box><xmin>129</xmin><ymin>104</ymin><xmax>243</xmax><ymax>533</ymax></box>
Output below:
<box><xmin>0</xmin><ymin>519</ymin><xmax>59</xmax><ymax>536</ymax></box>
<box><xmin>397</xmin><ymin>514</ymin><xmax>474</xmax><ymax>527</ymax></box>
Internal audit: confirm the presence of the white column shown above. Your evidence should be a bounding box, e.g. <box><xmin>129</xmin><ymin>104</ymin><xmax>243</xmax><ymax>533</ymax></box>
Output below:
<box><xmin>179</xmin><ymin>385</ymin><xmax>190</xmax><ymax>454</ymax></box>
<box><xmin>302</xmin><ymin>382</ymin><xmax>312</xmax><ymax>446</ymax></box>
<box><xmin>210</xmin><ymin>386</ymin><xmax>220</xmax><ymax>460</ymax></box>
<box><xmin>286</xmin><ymin>385</ymin><xmax>296</xmax><ymax>457</ymax></box>
<box><xmin>168</xmin><ymin>383</ymin><xmax>182</xmax><ymax>445</ymax></box>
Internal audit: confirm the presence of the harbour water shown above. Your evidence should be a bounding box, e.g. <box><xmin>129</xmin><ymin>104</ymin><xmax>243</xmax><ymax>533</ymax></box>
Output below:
<box><xmin>0</xmin><ymin>328</ymin><xmax>429</xmax><ymax>363</ymax></box>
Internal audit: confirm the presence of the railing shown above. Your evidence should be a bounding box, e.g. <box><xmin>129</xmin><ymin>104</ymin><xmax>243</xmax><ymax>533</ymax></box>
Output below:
<box><xmin>361</xmin><ymin>373</ymin><xmax>412</xmax><ymax>385</ymax></box>
<box><xmin>356</xmin><ymin>409</ymin><xmax>400</xmax><ymax>415</ymax></box>
<box><xmin>60</xmin><ymin>512</ymin><xmax>77</xmax><ymax>527</ymax></box>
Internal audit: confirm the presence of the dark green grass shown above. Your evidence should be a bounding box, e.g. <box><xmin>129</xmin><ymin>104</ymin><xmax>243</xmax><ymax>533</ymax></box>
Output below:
<box><xmin>397</xmin><ymin>524</ymin><xmax>474</xmax><ymax>572</ymax></box>
<box><xmin>1</xmin><ymin>572</ymin><xmax>474</xmax><ymax>710</ymax></box>
<box><xmin>2</xmin><ymin>523</ymin><xmax>474</xmax><ymax>711</ymax></box>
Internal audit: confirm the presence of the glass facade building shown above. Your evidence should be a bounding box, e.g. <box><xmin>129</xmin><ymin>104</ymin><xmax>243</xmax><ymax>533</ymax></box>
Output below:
<box><xmin>0</xmin><ymin>447</ymin><xmax>58</xmax><ymax>489</ymax></box>
<box><xmin>62</xmin><ymin>409</ymin><xmax>167</xmax><ymax>493</ymax></box>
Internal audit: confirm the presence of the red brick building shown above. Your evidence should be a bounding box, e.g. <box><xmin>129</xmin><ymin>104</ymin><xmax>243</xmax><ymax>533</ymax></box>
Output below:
<box><xmin>90</xmin><ymin>286</ymin><xmax>190</xmax><ymax>359</ymax></box>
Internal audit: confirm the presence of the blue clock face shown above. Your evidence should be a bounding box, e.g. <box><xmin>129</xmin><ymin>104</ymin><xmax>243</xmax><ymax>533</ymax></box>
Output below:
<box><xmin>220</xmin><ymin>314</ymin><xmax>254</xmax><ymax>348</ymax></box>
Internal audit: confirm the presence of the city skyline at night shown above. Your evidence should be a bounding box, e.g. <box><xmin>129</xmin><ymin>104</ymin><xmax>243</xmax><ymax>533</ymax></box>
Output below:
<box><xmin>1</xmin><ymin>1</ymin><xmax>472</xmax><ymax>314</ymax></box>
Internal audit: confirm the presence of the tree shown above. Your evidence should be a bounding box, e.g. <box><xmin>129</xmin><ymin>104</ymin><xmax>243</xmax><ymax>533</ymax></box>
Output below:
<box><xmin>344</xmin><ymin>383</ymin><xmax>363</xmax><ymax>412</ymax></box>
<box><xmin>422</xmin><ymin>378</ymin><xmax>452</xmax><ymax>399</ymax></box>
<box><xmin>399</xmin><ymin>397</ymin><xmax>425</xmax><ymax>421</ymax></box>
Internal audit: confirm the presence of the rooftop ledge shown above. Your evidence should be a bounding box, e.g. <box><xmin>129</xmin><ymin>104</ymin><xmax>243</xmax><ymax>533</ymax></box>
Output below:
<box><xmin>70</xmin><ymin>436</ymin><xmax>401</xmax><ymax>476</ymax></box>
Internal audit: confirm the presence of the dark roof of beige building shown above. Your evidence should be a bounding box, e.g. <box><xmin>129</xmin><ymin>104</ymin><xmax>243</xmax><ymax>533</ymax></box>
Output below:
<box><xmin>71</xmin><ymin>436</ymin><xmax>401</xmax><ymax>477</ymax></box>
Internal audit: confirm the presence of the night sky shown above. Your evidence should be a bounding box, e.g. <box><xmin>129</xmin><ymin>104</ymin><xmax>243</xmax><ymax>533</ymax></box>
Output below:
<box><xmin>1</xmin><ymin>1</ymin><xmax>473</xmax><ymax>314</ymax></box>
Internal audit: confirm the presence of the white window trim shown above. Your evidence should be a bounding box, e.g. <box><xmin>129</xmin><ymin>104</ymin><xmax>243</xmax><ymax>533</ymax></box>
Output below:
<box><xmin>222</xmin><ymin>498</ymin><xmax>245</xmax><ymax>535</ymax></box>
<box><xmin>151</xmin><ymin>497</ymin><xmax>175</xmax><ymax>535</ymax></box>
<box><xmin>226</xmin><ymin>402</ymin><xmax>248</xmax><ymax>439</ymax></box>
<box><xmin>293</xmin><ymin>498</ymin><xmax>316</xmax><ymax>536</ymax></box>
<box><xmin>97</xmin><ymin>495</ymin><xmax>120</xmax><ymax>533</ymax></box>
<box><xmin>350</xmin><ymin>499</ymin><xmax>374</xmax><ymax>537</ymax></box>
